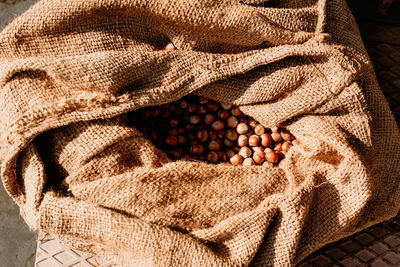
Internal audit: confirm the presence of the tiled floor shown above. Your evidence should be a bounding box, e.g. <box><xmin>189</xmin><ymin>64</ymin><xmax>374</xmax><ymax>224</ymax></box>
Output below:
<box><xmin>0</xmin><ymin>2</ymin><xmax>39</xmax><ymax>267</ymax></box>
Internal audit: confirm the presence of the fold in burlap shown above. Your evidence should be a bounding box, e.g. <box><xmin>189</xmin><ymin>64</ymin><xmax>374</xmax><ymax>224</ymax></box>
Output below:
<box><xmin>1</xmin><ymin>0</ymin><xmax>399</xmax><ymax>266</ymax></box>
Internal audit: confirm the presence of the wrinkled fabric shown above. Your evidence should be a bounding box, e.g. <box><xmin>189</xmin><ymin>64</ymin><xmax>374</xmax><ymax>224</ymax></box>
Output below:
<box><xmin>0</xmin><ymin>0</ymin><xmax>399</xmax><ymax>266</ymax></box>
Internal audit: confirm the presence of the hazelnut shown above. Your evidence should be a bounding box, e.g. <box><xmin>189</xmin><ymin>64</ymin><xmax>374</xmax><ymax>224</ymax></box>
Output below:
<box><xmin>168</xmin><ymin>128</ymin><xmax>178</xmax><ymax>136</ymax></box>
<box><xmin>165</xmin><ymin>42</ymin><xmax>176</xmax><ymax>51</ymax></box>
<box><xmin>209</xmin><ymin>131</ymin><xmax>217</xmax><ymax>140</ymax></box>
<box><xmin>274</xmin><ymin>142</ymin><xmax>282</xmax><ymax>151</ymax></box>
<box><xmin>239</xmin><ymin>146</ymin><xmax>252</xmax><ymax>158</ymax></box>
<box><xmin>168</xmin><ymin>150</ymin><xmax>181</xmax><ymax>159</ymax></box>
<box><xmin>281</xmin><ymin>129</ymin><xmax>294</xmax><ymax>141</ymax></box>
<box><xmin>237</xmin><ymin>135</ymin><xmax>248</xmax><ymax>147</ymax></box>
<box><xmin>198</xmin><ymin>105</ymin><xmax>207</xmax><ymax>114</ymax></box>
<box><xmin>292</xmin><ymin>139</ymin><xmax>300</xmax><ymax>146</ymax></box>
<box><xmin>177</xmin><ymin>135</ymin><xmax>186</xmax><ymax>145</ymax></box>
<box><xmin>265</xmin><ymin>150</ymin><xmax>278</xmax><ymax>163</ymax></box>
<box><xmin>226</xmin><ymin>116</ymin><xmax>239</xmax><ymax>128</ymax></box>
<box><xmin>189</xmin><ymin>115</ymin><xmax>201</xmax><ymax>125</ymax></box>
<box><xmin>190</xmin><ymin>144</ymin><xmax>204</xmax><ymax>155</ymax></box>
<box><xmin>208</xmin><ymin>140</ymin><xmax>221</xmax><ymax>151</ymax></box>
<box><xmin>224</xmin><ymin>138</ymin><xmax>234</xmax><ymax>147</ymax></box>
<box><xmin>188</xmin><ymin>104</ymin><xmax>197</xmax><ymax>113</ymax></box>
<box><xmin>207</xmin><ymin>102</ymin><xmax>219</xmax><ymax>112</ymax></box>
<box><xmin>248</xmin><ymin>119</ymin><xmax>258</xmax><ymax>129</ymax></box>
<box><xmin>243</xmin><ymin>158</ymin><xmax>255</xmax><ymax>166</ymax></box>
<box><xmin>217</xmin><ymin>151</ymin><xmax>228</xmax><ymax>162</ymax></box>
<box><xmin>230</xmin><ymin>154</ymin><xmax>243</xmax><ymax>165</ymax></box>
<box><xmin>254</xmin><ymin>124</ymin><xmax>265</xmax><ymax>135</ymax></box>
<box><xmin>236</xmin><ymin>123</ymin><xmax>249</xmax><ymax>135</ymax></box>
<box><xmin>206</xmin><ymin>152</ymin><xmax>219</xmax><ymax>163</ymax></box>
<box><xmin>221</xmin><ymin>103</ymin><xmax>233</xmax><ymax>110</ymax></box>
<box><xmin>233</xmin><ymin>145</ymin><xmax>241</xmax><ymax>152</ymax></box>
<box><xmin>248</xmin><ymin>135</ymin><xmax>260</xmax><ymax>146</ymax></box>
<box><xmin>198</xmin><ymin>97</ymin><xmax>209</xmax><ymax>104</ymax></box>
<box><xmin>226</xmin><ymin>149</ymin><xmax>236</xmax><ymax>158</ymax></box>
<box><xmin>182</xmin><ymin>153</ymin><xmax>192</xmax><ymax>160</ymax></box>
<box><xmin>218</xmin><ymin>110</ymin><xmax>229</xmax><ymax>119</ymax></box>
<box><xmin>204</xmin><ymin>114</ymin><xmax>216</xmax><ymax>125</ymax></box>
<box><xmin>260</xmin><ymin>133</ymin><xmax>272</xmax><ymax>147</ymax></box>
<box><xmin>169</xmin><ymin>118</ymin><xmax>179</xmax><ymax>127</ymax></box>
<box><xmin>196</xmin><ymin>129</ymin><xmax>209</xmax><ymax>142</ymax></box>
<box><xmin>252</xmin><ymin>146</ymin><xmax>264</xmax><ymax>153</ymax></box>
<box><xmin>225</xmin><ymin>129</ymin><xmax>238</xmax><ymax>141</ymax></box>
<box><xmin>231</xmin><ymin>107</ymin><xmax>243</xmax><ymax>117</ymax></box>
<box><xmin>271</xmin><ymin>131</ymin><xmax>282</xmax><ymax>142</ymax></box>
<box><xmin>212</xmin><ymin>120</ymin><xmax>225</xmax><ymax>131</ymax></box>
<box><xmin>217</xmin><ymin>130</ymin><xmax>225</xmax><ymax>139</ymax></box>
<box><xmin>165</xmin><ymin>136</ymin><xmax>178</xmax><ymax>146</ymax></box>
<box><xmin>179</xmin><ymin>100</ymin><xmax>189</xmax><ymax>109</ymax></box>
<box><xmin>253</xmin><ymin>151</ymin><xmax>265</xmax><ymax>164</ymax></box>
<box><xmin>262</xmin><ymin>161</ymin><xmax>274</xmax><ymax>168</ymax></box>
<box><xmin>281</xmin><ymin>141</ymin><xmax>292</xmax><ymax>152</ymax></box>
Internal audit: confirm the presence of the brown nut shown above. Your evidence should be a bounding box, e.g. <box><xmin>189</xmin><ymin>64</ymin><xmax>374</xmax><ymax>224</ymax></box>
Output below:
<box><xmin>209</xmin><ymin>131</ymin><xmax>217</xmax><ymax>140</ymax></box>
<box><xmin>274</xmin><ymin>142</ymin><xmax>282</xmax><ymax>151</ymax></box>
<box><xmin>252</xmin><ymin>146</ymin><xmax>265</xmax><ymax>153</ymax></box>
<box><xmin>281</xmin><ymin>129</ymin><xmax>294</xmax><ymax>141</ymax></box>
<box><xmin>207</xmin><ymin>102</ymin><xmax>219</xmax><ymax>112</ymax></box>
<box><xmin>212</xmin><ymin>120</ymin><xmax>225</xmax><ymax>131</ymax></box>
<box><xmin>271</xmin><ymin>131</ymin><xmax>282</xmax><ymax>142</ymax></box>
<box><xmin>208</xmin><ymin>140</ymin><xmax>221</xmax><ymax>151</ymax></box>
<box><xmin>226</xmin><ymin>116</ymin><xmax>239</xmax><ymax>128</ymax></box>
<box><xmin>198</xmin><ymin>105</ymin><xmax>207</xmax><ymax>114</ymax></box>
<box><xmin>221</xmin><ymin>103</ymin><xmax>233</xmax><ymax>110</ymax></box>
<box><xmin>281</xmin><ymin>141</ymin><xmax>292</xmax><ymax>152</ymax></box>
<box><xmin>190</xmin><ymin>144</ymin><xmax>204</xmax><ymax>155</ymax></box>
<box><xmin>248</xmin><ymin>119</ymin><xmax>258</xmax><ymax>129</ymax></box>
<box><xmin>231</xmin><ymin>107</ymin><xmax>243</xmax><ymax>117</ymax></box>
<box><xmin>217</xmin><ymin>151</ymin><xmax>228</xmax><ymax>162</ymax></box>
<box><xmin>260</xmin><ymin>133</ymin><xmax>272</xmax><ymax>147</ymax></box>
<box><xmin>206</xmin><ymin>151</ymin><xmax>219</xmax><ymax>163</ymax></box>
<box><xmin>239</xmin><ymin>146</ymin><xmax>252</xmax><ymax>158</ymax></box>
<box><xmin>243</xmin><ymin>158</ymin><xmax>255</xmax><ymax>166</ymax></box>
<box><xmin>262</xmin><ymin>161</ymin><xmax>274</xmax><ymax>168</ymax></box>
<box><xmin>189</xmin><ymin>115</ymin><xmax>201</xmax><ymax>125</ymax></box>
<box><xmin>248</xmin><ymin>135</ymin><xmax>260</xmax><ymax>147</ymax></box>
<box><xmin>225</xmin><ymin>129</ymin><xmax>238</xmax><ymax>141</ymax></box>
<box><xmin>179</xmin><ymin>100</ymin><xmax>189</xmax><ymax>109</ymax></box>
<box><xmin>265</xmin><ymin>150</ymin><xmax>278</xmax><ymax>163</ymax></box>
<box><xmin>196</xmin><ymin>129</ymin><xmax>209</xmax><ymax>142</ymax></box>
<box><xmin>226</xmin><ymin>149</ymin><xmax>236</xmax><ymax>159</ymax></box>
<box><xmin>253</xmin><ymin>151</ymin><xmax>265</xmax><ymax>164</ymax></box>
<box><xmin>198</xmin><ymin>97</ymin><xmax>209</xmax><ymax>105</ymax></box>
<box><xmin>169</xmin><ymin>118</ymin><xmax>179</xmax><ymax>127</ymax></box>
<box><xmin>237</xmin><ymin>135</ymin><xmax>248</xmax><ymax>147</ymax></box>
<box><xmin>188</xmin><ymin>104</ymin><xmax>197</xmax><ymax>113</ymax></box>
<box><xmin>218</xmin><ymin>110</ymin><xmax>230</xmax><ymax>119</ymax></box>
<box><xmin>254</xmin><ymin>124</ymin><xmax>265</xmax><ymax>135</ymax></box>
<box><xmin>165</xmin><ymin>136</ymin><xmax>178</xmax><ymax>146</ymax></box>
<box><xmin>236</xmin><ymin>123</ymin><xmax>249</xmax><ymax>135</ymax></box>
<box><xmin>224</xmin><ymin>138</ymin><xmax>234</xmax><ymax>147</ymax></box>
<box><xmin>230</xmin><ymin>154</ymin><xmax>243</xmax><ymax>165</ymax></box>
<box><xmin>177</xmin><ymin>135</ymin><xmax>186</xmax><ymax>145</ymax></box>
<box><xmin>204</xmin><ymin>114</ymin><xmax>216</xmax><ymax>125</ymax></box>
<box><xmin>165</xmin><ymin>42</ymin><xmax>176</xmax><ymax>51</ymax></box>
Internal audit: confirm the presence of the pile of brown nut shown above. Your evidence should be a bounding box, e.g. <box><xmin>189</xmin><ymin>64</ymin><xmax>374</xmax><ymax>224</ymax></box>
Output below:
<box><xmin>128</xmin><ymin>95</ymin><xmax>299</xmax><ymax>167</ymax></box>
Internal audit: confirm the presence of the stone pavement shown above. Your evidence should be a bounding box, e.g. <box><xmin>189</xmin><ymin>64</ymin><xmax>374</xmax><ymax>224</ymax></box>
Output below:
<box><xmin>0</xmin><ymin>2</ymin><xmax>39</xmax><ymax>267</ymax></box>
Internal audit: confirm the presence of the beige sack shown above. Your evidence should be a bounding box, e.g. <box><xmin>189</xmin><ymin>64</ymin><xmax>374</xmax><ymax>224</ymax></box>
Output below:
<box><xmin>1</xmin><ymin>0</ymin><xmax>399</xmax><ymax>266</ymax></box>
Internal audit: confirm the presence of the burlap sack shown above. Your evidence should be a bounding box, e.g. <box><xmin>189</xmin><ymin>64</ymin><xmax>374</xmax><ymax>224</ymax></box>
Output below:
<box><xmin>1</xmin><ymin>0</ymin><xmax>399</xmax><ymax>266</ymax></box>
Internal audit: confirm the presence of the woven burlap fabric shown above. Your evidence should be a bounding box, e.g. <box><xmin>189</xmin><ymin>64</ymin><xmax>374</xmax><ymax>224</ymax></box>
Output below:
<box><xmin>1</xmin><ymin>0</ymin><xmax>399</xmax><ymax>266</ymax></box>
